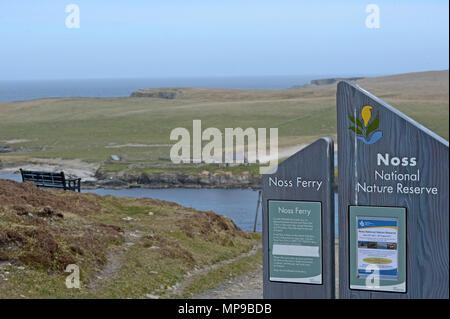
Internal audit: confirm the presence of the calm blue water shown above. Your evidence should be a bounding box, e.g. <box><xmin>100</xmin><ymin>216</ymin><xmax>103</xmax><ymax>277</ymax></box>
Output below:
<box><xmin>0</xmin><ymin>76</ymin><xmax>320</xmax><ymax>102</ymax></box>
<box><xmin>0</xmin><ymin>173</ymin><xmax>21</xmax><ymax>182</ymax></box>
<box><xmin>0</xmin><ymin>173</ymin><xmax>339</xmax><ymax>234</ymax></box>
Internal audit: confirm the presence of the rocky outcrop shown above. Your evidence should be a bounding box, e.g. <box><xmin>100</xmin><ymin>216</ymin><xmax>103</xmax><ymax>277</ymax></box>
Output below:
<box><xmin>0</xmin><ymin>146</ymin><xmax>13</xmax><ymax>154</ymax></box>
<box><xmin>310</xmin><ymin>77</ymin><xmax>364</xmax><ymax>86</ymax></box>
<box><xmin>290</xmin><ymin>77</ymin><xmax>365</xmax><ymax>89</ymax></box>
<box><xmin>130</xmin><ymin>88</ymin><xmax>185</xmax><ymax>99</ymax></box>
<box><xmin>85</xmin><ymin>171</ymin><xmax>262</xmax><ymax>189</ymax></box>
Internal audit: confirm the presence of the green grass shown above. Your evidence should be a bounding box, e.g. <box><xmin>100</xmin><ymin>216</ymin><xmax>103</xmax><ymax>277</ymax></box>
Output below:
<box><xmin>0</xmin><ymin>96</ymin><xmax>337</xmax><ymax>164</ymax></box>
<box><xmin>0</xmin><ymin>180</ymin><xmax>260</xmax><ymax>298</ymax></box>
<box><xmin>0</xmin><ymin>72</ymin><xmax>448</xmax><ymax>179</ymax></box>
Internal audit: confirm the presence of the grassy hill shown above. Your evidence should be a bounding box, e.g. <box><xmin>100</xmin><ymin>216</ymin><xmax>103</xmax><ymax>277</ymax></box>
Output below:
<box><xmin>0</xmin><ymin>179</ymin><xmax>261</xmax><ymax>298</ymax></box>
<box><xmin>0</xmin><ymin>70</ymin><xmax>448</xmax><ymax>179</ymax></box>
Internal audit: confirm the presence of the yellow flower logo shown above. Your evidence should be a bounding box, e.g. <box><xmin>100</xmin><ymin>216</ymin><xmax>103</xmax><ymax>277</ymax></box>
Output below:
<box><xmin>361</xmin><ymin>105</ymin><xmax>372</xmax><ymax>127</ymax></box>
<box><xmin>348</xmin><ymin>105</ymin><xmax>382</xmax><ymax>144</ymax></box>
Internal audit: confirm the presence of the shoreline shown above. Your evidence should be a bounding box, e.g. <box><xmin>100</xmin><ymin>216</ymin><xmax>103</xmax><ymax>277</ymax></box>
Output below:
<box><xmin>1</xmin><ymin>170</ymin><xmax>338</xmax><ymax>192</ymax></box>
<box><xmin>0</xmin><ymin>169</ymin><xmax>262</xmax><ymax>190</ymax></box>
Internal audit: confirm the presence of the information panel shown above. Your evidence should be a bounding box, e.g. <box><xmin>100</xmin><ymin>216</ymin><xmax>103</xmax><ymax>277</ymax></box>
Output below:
<box><xmin>349</xmin><ymin>206</ymin><xmax>406</xmax><ymax>293</ymax></box>
<box><xmin>268</xmin><ymin>200</ymin><xmax>322</xmax><ymax>284</ymax></box>
<box><xmin>357</xmin><ymin>217</ymin><xmax>399</xmax><ymax>281</ymax></box>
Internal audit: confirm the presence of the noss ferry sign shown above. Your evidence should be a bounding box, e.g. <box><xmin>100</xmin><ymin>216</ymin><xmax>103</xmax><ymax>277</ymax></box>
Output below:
<box><xmin>262</xmin><ymin>138</ymin><xmax>335</xmax><ymax>299</ymax></box>
<box><xmin>337</xmin><ymin>81</ymin><xmax>449</xmax><ymax>299</ymax></box>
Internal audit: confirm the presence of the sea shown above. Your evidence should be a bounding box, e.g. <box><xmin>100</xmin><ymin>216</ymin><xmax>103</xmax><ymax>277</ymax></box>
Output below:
<box><xmin>0</xmin><ymin>75</ymin><xmax>327</xmax><ymax>102</ymax></box>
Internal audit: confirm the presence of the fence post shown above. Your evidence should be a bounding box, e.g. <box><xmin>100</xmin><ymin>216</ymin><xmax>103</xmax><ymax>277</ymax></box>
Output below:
<box><xmin>253</xmin><ymin>190</ymin><xmax>262</xmax><ymax>232</ymax></box>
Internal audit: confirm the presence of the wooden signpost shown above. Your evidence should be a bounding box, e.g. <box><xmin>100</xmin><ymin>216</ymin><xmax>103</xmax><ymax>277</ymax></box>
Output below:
<box><xmin>337</xmin><ymin>81</ymin><xmax>449</xmax><ymax>298</ymax></box>
<box><xmin>262</xmin><ymin>137</ymin><xmax>335</xmax><ymax>298</ymax></box>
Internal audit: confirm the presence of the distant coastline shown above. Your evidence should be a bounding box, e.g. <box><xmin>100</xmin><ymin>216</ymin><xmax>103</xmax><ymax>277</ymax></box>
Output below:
<box><xmin>1</xmin><ymin>70</ymin><xmax>446</xmax><ymax>194</ymax></box>
<box><xmin>0</xmin><ymin>75</ymin><xmax>361</xmax><ymax>102</ymax></box>
<box><xmin>289</xmin><ymin>77</ymin><xmax>365</xmax><ymax>89</ymax></box>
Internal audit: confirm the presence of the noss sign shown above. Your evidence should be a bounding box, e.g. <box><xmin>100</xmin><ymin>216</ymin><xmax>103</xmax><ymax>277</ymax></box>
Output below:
<box><xmin>337</xmin><ymin>81</ymin><xmax>449</xmax><ymax>299</ymax></box>
<box><xmin>262</xmin><ymin>138</ymin><xmax>335</xmax><ymax>299</ymax></box>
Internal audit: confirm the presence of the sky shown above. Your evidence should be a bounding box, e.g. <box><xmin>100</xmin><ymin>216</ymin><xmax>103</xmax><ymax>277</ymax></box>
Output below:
<box><xmin>0</xmin><ymin>0</ymin><xmax>448</xmax><ymax>80</ymax></box>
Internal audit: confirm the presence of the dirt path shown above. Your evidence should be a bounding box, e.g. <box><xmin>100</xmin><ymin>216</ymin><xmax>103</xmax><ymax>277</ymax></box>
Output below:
<box><xmin>87</xmin><ymin>236</ymin><xmax>262</xmax><ymax>298</ymax></box>
<box><xmin>85</xmin><ymin>237</ymin><xmax>338</xmax><ymax>299</ymax></box>
<box><xmin>194</xmin><ymin>242</ymin><xmax>340</xmax><ymax>299</ymax></box>
<box><xmin>87</xmin><ymin>230</ymin><xmax>145</xmax><ymax>291</ymax></box>
<box><xmin>152</xmin><ymin>244</ymin><xmax>262</xmax><ymax>299</ymax></box>
<box><xmin>194</xmin><ymin>267</ymin><xmax>263</xmax><ymax>299</ymax></box>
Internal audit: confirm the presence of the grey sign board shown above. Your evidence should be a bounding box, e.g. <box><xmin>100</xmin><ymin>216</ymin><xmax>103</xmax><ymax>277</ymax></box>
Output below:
<box><xmin>262</xmin><ymin>137</ymin><xmax>335</xmax><ymax>299</ymax></box>
<box><xmin>337</xmin><ymin>81</ymin><xmax>449</xmax><ymax>298</ymax></box>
